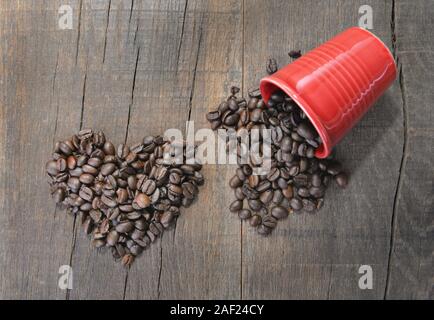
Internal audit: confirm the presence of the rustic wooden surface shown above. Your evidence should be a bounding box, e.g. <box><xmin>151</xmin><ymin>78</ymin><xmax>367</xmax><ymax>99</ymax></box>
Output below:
<box><xmin>0</xmin><ymin>0</ymin><xmax>432</xmax><ymax>299</ymax></box>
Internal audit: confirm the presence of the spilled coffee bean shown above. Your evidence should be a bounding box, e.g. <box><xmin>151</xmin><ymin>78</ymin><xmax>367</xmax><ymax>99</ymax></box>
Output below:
<box><xmin>206</xmin><ymin>54</ymin><xmax>348</xmax><ymax>236</ymax></box>
<box><xmin>46</xmin><ymin>129</ymin><xmax>203</xmax><ymax>266</ymax></box>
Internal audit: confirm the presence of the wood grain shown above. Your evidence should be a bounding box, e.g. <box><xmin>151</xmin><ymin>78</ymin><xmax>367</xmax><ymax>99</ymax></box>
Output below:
<box><xmin>385</xmin><ymin>0</ymin><xmax>434</xmax><ymax>299</ymax></box>
<box><xmin>242</xmin><ymin>0</ymin><xmax>404</xmax><ymax>299</ymax></box>
<box><xmin>124</xmin><ymin>0</ymin><xmax>243</xmax><ymax>299</ymax></box>
<box><xmin>0</xmin><ymin>0</ymin><xmax>431</xmax><ymax>299</ymax></box>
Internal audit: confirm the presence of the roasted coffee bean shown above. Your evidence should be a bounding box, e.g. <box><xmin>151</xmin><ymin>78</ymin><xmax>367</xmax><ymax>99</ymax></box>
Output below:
<box><xmin>100</xmin><ymin>163</ymin><xmax>116</xmax><ymax>176</ymax></box>
<box><xmin>46</xmin><ymin>160</ymin><xmax>59</xmax><ymax>176</ymax></box>
<box><xmin>53</xmin><ymin>188</ymin><xmax>66</xmax><ymax>203</ymax></box>
<box><xmin>134</xmin><ymin>193</ymin><xmax>150</xmax><ymax>209</ymax></box>
<box><xmin>290</xmin><ymin>198</ymin><xmax>303</xmax><ymax>210</ymax></box>
<box><xmin>224</xmin><ymin>113</ymin><xmax>240</xmax><ymax>126</ymax></box>
<box><xmin>229</xmin><ymin>175</ymin><xmax>243</xmax><ymax>188</ymax></box>
<box><xmin>303</xmin><ymin>199</ymin><xmax>316</xmax><ymax>212</ymax></box>
<box><xmin>79</xmin><ymin>186</ymin><xmax>94</xmax><ymax>202</ymax></box>
<box><xmin>238</xmin><ymin>209</ymin><xmax>252</xmax><ymax>220</ymax></box>
<box><xmin>248</xmin><ymin>199</ymin><xmax>262</xmax><ymax>212</ymax></box>
<box><xmin>260</xmin><ymin>190</ymin><xmax>274</xmax><ymax>205</ymax></box>
<box><xmin>257</xmin><ymin>224</ymin><xmax>272</xmax><ymax>235</ymax></box>
<box><xmin>79</xmin><ymin>173</ymin><xmax>94</xmax><ymax>185</ymax></box>
<box><xmin>271</xmin><ymin>206</ymin><xmax>289</xmax><ymax>219</ymax></box>
<box><xmin>250</xmin><ymin>214</ymin><xmax>262</xmax><ymax>227</ymax></box>
<box><xmin>229</xmin><ymin>200</ymin><xmax>243</xmax><ymax>212</ymax></box>
<box><xmin>228</xmin><ymin>99</ymin><xmax>239</xmax><ymax>112</ymax></box>
<box><xmin>297</xmin><ymin>121</ymin><xmax>317</xmax><ymax>140</ymax></box>
<box><xmin>335</xmin><ymin>173</ymin><xmax>348</xmax><ymax>188</ymax></box>
<box><xmin>262</xmin><ymin>215</ymin><xmax>277</xmax><ymax>229</ymax></box>
<box><xmin>116</xmin><ymin>221</ymin><xmax>134</xmax><ymax>234</ymax></box>
<box><xmin>266</xmin><ymin>58</ymin><xmax>278</xmax><ymax>74</ymax></box>
<box><xmin>141</xmin><ymin>179</ymin><xmax>156</xmax><ymax>195</ymax></box>
<box><xmin>206</xmin><ymin>110</ymin><xmax>220</xmax><ymax>122</ymax></box>
<box><xmin>288</xmin><ymin>50</ymin><xmax>302</xmax><ymax>59</ymax></box>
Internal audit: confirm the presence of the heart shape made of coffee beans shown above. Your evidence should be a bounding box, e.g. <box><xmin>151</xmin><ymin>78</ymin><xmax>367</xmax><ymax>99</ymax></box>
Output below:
<box><xmin>46</xmin><ymin>129</ymin><xmax>204</xmax><ymax>266</ymax></box>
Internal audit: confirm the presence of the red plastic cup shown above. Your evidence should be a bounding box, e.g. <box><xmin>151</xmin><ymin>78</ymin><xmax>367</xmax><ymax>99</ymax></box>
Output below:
<box><xmin>260</xmin><ymin>27</ymin><xmax>397</xmax><ymax>158</ymax></box>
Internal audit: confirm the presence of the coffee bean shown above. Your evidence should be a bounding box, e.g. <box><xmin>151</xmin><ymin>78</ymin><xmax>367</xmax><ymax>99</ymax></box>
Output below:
<box><xmin>290</xmin><ymin>198</ymin><xmax>303</xmax><ymax>210</ymax></box>
<box><xmin>229</xmin><ymin>175</ymin><xmax>243</xmax><ymax>188</ymax></box>
<box><xmin>271</xmin><ymin>206</ymin><xmax>289</xmax><ymax>219</ymax></box>
<box><xmin>335</xmin><ymin>173</ymin><xmax>348</xmax><ymax>188</ymax></box>
<box><xmin>248</xmin><ymin>199</ymin><xmax>262</xmax><ymax>212</ymax></box>
<box><xmin>257</xmin><ymin>224</ymin><xmax>272</xmax><ymax>235</ymax></box>
<box><xmin>238</xmin><ymin>209</ymin><xmax>252</xmax><ymax>220</ymax></box>
<box><xmin>101</xmin><ymin>163</ymin><xmax>116</xmax><ymax>176</ymax></box>
<box><xmin>79</xmin><ymin>173</ymin><xmax>94</xmax><ymax>185</ymax></box>
<box><xmin>262</xmin><ymin>215</ymin><xmax>277</xmax><ymax>228</ymax></box>
<box><xmin>134</xmin><ymin>193</ymin><xmax>151</xmax><ymax>209</ymax></box>
<box><xmin>229</xmin><ymin>200</ymin><xmax>243</xmax><ymax>212</ymax></box>
<box><xmin>116</xmin><ymin>221</ymin><xmax>134</xmax><ymax>234</ymax></box>
<box><xmin>53</xmin><ymin>188</ymin><xmax>66</xmax><ymax>203</ymax></box>
<box><xmin>250</xmin><ymin>214</ymin><xmax>262</xmax><ymax>227</ymax></box>
<box><xmin>79</xmin><ymin>186</ymin><xmax>94</xmax><ymax>202</ymax></box>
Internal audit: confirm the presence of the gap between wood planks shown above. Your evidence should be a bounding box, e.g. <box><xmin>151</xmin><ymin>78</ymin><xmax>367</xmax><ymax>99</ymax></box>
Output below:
<box><xmin>384</xmin><ymin>0</ymin><xmax>408</xmax><ymax>300</ymax></box>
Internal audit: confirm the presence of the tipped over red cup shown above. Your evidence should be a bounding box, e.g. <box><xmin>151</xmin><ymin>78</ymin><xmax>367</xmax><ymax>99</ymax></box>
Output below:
<box><xmin>260</xmin><ymin>27</ymin><xmax>397</xmax><ymax>158</ymax></box>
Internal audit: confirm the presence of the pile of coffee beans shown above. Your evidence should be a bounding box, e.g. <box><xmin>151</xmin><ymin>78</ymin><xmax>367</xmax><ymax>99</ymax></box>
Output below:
<box><xmin>206</xmin><ymin>56</ymin><xmax>348</xmax><ymax>236</ymax></box>
<box><xmin>46</xmin><ymin>129</ymin><xmax>203</xmax><ymax>266</ymax></box>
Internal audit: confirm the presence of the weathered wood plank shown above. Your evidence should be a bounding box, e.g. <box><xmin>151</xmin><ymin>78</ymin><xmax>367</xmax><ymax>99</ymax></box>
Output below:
<box><xmin>0</xmin><ymin>0</ymin><xmax>83</xmax><ymax>299</ymax></box>
<box><xmin>67</xmin><ymin>0</ymin><xmax>138</xmax><ymax>299</ymax></box>
<box><xmin>386</xmin><ymin>0</ymin><xmax>434</xmax><ymax>299</ymax></box>
<box><xmin>124</xmin><ymin>0</ymin><xmax>243</xmax><ymax>299</ymax></box>
<box><xmin>242</xmin><ymin>0</ymin><xmax>404</xmax><ymax>299</ymax></box>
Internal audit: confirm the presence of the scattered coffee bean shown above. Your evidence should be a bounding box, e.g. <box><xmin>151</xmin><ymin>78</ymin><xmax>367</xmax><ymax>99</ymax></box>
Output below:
<box><xmin>207</xmin><ymin>55</ymin><xmax>348</xmax><ymax>235</ymax></box>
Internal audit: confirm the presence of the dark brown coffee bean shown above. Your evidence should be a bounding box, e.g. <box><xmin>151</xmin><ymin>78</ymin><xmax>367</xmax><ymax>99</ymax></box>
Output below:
<box><xmin>229</xmin><ymin>175</ymin><xmax>243</xmax><ymax>188</ymax></box>
<box><xmin>228</xmin><ymin>99</ymin><xmax>239</xmax><ymax>112</ymax></box>
<box><xmin>100</xmin><ymin>163</ymin><xmax>116</xmax><ymax>176</ymax></box>
<box><xmin>248</xmin><ymin>199</ymin><xmax>262</xmax><ymax>211</ymax></box>
<box><xmin>141</xmin><ymin>179</ymin><xmax>156</xmax><ymax>195</ymax></box>
<box><xmin>106</xmin><ymin>230</ymin><xmax>119</xmax><ymax>246</ymax></box>
<box><xmin>262</xmin><ymin>215</ymin><xmax>277</xmax><ymax>228</ymax></box>
<box><xmin>59</xmin><ymin>142</ymin><xmax>73</xmax><ymax>155</ymax></box>
<box><xmin>46</xmin><ymin>160</ymin><xmax>59</xmax><ymax>176</ymax></box>
<box><xmin>116</xmin><ymin>221</ymin><xmax>134</xmax><ymax>234</ymax></box>
<box><xmin>67</xmin><ymin>177</ymin><xmax>81</xmax><ymax>192</ymax></box>
<box><xmin>79</xmin><ymin>186</ymin><xmax>94</xmax><ymax>202</ymax></box>
<box><xmin>266</xmin><ymin>167</ymin><xmax>280</xmax><ymax>181</ymax></box>
<box><xmin>53</xmin><ymin>188</ymin><xmax>66</xmax><ymax>203</ymax></box>
<box><xmin>101</xmin><ymin>194</ymin><xmax>117</xmax><ymax>208</ymax></box>
<box><xmin>257</xmin><ymin>224</ymin><xmax>271</xmax><ymax>235</ymax></box>
<box><xmin>266</xmin><ymin>58</ymin><xmax>278</xmax><ymax>75</ymax></box>
<box><xmin>250</xmin><ymin>214</ymin><xmax>262</xmax><ymax>227</ymax></box>
<box><xmin>303</xmin><ymin>199</ymin><xmax>316</xmax><ymax>212</ymax></box>
<box><xmin>79</xmin><ymin>173</ymin><xmax>94</xmax><ymax>185</ymax></box>
<box><xmin>206</xmin><ymin>110</ymin><xmax>220</xmax><ymax>122</ymax></box>
<box><xmin>229</xmin><ymin>200</ymin><xmax>243</xmax><ymax>212</ymax></box>
<box><xmin>271</xmin><ymin>206</ymin><xmax>289</xmax><ymax>219</ymax></box>
<box><xmin>297</xmin><ymin>121</ymin><xmax>317</xmax><ymax>140</ymax></box>
<box><xmin>238</xmin><ymin>209</ymin><xmax>251</xmax><ymax>220</ymax></box>
<box><xmin>297</xmin><ymin>187</ymin><xmax>310</xmax><ymax>198</ymax></box>
<box><xmin>259</xmin><ymin>190</ymin><xmax>274</xmax><ymax>205</ymax></box>
<box><xmin>290</xmin><ymin>198</ymin><xmax>303</xmax><ymax>210</ymax></box>
<box><xmin>134</xmin><ymin>193</ymin><xmax>150</xmax><ymax>209</ymax></box>
<box><xmin>335</xmin><ymin>173</ymin><xmax>348</xmax><ymax>188</ymax></box>
<box><xmin>248</xmin><ymin>175</ymin><xmax>259</xmax><ymax>188</ymax></box>
<box><xmin>82</xmin><ymin>164</ymin><xmax>98</xmax><ymax>175</ymax></box>
<box><xmin>224</xmin><ymin>113</ymin><xmax>240</xmax><ymax>126</ymax></box>
<box><xmin>89</xmin><ymin>209</ymin><xmax>102</xmax><ymax>223</ymax></box>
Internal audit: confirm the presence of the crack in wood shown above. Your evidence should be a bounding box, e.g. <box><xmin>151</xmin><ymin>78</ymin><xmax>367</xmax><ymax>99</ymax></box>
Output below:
<box><xmin>175</xmin><ymin>0</ymin><xmax>188</xmax><ymax>73</ymax></box>
<box><xmin>124</xmin><ymin>46</ymin><xmax>140</xmax><ymax>144</ymax></box>
<box><xmin>240</xmin><ymin>0</ymin><xmax>245</xmax><ymax>300</ymax></box>
<box><xmin>102</xmin><ymin>0</ymin><xmax>112</xmax><ymax>64</ymax></box>
<box><xmin>157</xmin><ymin>233</ymin><xmax>164</xmax><ymax>299</ymax></box>
<box><xmin>384</xmin><ymin>0</ymin><xmax>407</xmax><ymax>298</ymax></box>
<box><xmin>75</xmin><ymin>0</ymin><xmax>83</xmax><ymax>65</ymax></box>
